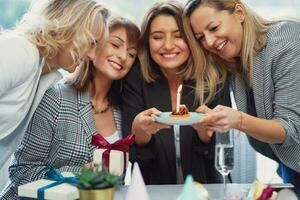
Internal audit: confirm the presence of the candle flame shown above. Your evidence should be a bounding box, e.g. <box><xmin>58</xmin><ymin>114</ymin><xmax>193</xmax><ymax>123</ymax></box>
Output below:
<box><xmin>177</xmin><ymin>84</ymin><xmax>182</xmax><ymax>93</ymax></box>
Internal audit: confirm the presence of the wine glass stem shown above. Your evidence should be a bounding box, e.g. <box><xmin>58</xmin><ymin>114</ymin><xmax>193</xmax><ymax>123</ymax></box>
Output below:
<box><xmin>223</xmin><ymin>175</ymin><xmax>226</xmax><ymax>199</ymax></box>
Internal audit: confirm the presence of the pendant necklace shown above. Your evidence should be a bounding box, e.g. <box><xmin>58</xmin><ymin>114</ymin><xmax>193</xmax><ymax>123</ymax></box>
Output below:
<box><xmin>90</xmin><ymin>101</ymin><xmax>110</xmax><ymax>114</ymax></box>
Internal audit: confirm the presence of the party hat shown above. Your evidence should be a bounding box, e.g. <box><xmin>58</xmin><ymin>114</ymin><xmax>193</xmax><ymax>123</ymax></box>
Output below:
<box><xmin>177</xmin><ymin>175</ymin><xmax>199</xmax><ymax>200</ymax></box>
<box><xmin>125</xmin><ymin>162</ymin><xmax>150</xmax><ymax>200</ymax></box>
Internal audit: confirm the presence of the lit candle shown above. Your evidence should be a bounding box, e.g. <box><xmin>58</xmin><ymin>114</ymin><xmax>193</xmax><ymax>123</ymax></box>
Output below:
<box><xmin>176</xmin><ymin>84</ymin><xmax>182</xmax><ymax>112</ymax></box>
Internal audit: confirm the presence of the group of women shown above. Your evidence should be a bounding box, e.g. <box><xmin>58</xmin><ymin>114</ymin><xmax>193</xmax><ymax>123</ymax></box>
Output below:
<box><xmin>0</xmin><ymin>0</ymin><xmax>299</xmax><ymax>199</ymax></box>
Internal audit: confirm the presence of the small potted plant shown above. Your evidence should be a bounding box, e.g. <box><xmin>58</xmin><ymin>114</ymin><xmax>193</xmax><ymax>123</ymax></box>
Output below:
<box><xmin>77</xmin><ymin>164</ymin><xmax>123</xmax><ymax>200</ymax></box>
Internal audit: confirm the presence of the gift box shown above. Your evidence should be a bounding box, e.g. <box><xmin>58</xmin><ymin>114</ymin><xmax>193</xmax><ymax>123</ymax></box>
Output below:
<box><xmin>18</xmin><ymin>170</ymin><xmax>79</xmax><ymax>200</ymax></box>
<box><xmin>93</xmin><ymin>149</ymin><xmax>129</xmax><ymax>176</ymax></box>
<box><xmin>91</xmin><ymin>134</ymin><xmax>134</xmax><ymax>176</ymax></box>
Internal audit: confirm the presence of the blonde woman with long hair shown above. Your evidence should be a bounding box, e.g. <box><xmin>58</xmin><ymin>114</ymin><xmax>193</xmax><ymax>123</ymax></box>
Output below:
<box><xmin>0</xmin><ymin>0</ymin><xmax>108</xmax><ymax>168</ymax></box>
<box><xmin>184</xmin><ymin>0</ymin><xmax>300</xmax><ymax>188</ymax></box>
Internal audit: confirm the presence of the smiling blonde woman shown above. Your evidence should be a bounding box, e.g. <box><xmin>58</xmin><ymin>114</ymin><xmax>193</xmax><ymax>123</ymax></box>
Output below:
<box><xmin>184</xmin><ymin>0</ymin><xmax>300</xmax><ymax>188</ymax></box>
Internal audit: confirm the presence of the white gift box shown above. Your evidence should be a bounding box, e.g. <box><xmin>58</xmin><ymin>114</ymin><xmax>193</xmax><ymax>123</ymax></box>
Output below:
<box><xmin>18</xmin><ymin>173</ymin><xmax>79</xmax><ymax>200</ymax></box>
<box><xmin>93</xmin><ymin>149</ymin><xmax>129</xmax><ymax>176</ymax></box>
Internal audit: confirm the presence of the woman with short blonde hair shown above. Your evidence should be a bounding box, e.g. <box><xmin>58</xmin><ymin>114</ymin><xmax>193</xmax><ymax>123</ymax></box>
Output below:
<box><xmin>0</xmin><ymin>0</ymin><xmax>108</xmax><ymax>168</ymax></box>
<box><xmin>17</xmin><ymin>0</ymin><xmax>109</xmax><ymax>75</ymax></box>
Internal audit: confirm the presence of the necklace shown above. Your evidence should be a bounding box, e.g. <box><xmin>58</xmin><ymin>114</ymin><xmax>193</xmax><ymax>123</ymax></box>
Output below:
<box><xmin>90</xmin><ymin>101</ymin><xmax>110</xmax><ymax>114</ymax></box>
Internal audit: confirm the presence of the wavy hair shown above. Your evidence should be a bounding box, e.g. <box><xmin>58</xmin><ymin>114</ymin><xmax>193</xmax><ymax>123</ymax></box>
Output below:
<box><xmin>139</xmin><ymin>1</ymin><xmax>197</xmax><ymax>84</ymax></box>
<box><xmin>76</xmin><ymin>16</ymin><xmax>140</xmax><ymax>107</ymax></box>
<box><xmin>183</xmin><ymin>0</ymin><xmax>270</xmax><ymax>103</ymax></box>
<box><xmin>15</xmin><ymin>0</ymin><xmax>109</xmax><ymax>88</ymax></box>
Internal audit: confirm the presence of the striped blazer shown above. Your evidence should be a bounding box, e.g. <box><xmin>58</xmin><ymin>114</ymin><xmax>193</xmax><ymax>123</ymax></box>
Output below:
<box><xmin>232</xmin><ymin>21</ymin><xmax>300</xmax><ymax>172</ymax></box>
<box><xmin>0</xmin><ymin>83</ymin><xmax>122</xmax><ymax>200</ymax></box>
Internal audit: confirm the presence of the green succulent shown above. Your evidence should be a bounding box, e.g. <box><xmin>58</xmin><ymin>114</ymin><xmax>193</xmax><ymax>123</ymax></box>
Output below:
<box><xmin>77</xmin><ymin>164</ymin><xmax>123</xmax><ymax>190</ymax></box>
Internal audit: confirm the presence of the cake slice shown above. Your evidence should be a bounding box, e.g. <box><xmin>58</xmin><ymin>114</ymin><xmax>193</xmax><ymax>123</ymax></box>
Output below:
<box><xmin>169</xmin><ymin>104</ymin><xmax>190</xmax><ymax>119</ymax></box>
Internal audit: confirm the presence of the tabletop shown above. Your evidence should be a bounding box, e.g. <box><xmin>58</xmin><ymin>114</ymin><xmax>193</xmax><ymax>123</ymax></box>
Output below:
<box><xmin>114</xmin><ymin>183</ymin><xmax>297</xmax><ymax>200</ymax></box>
<box><xmin>114</xmin><ymin>184</ymin><xmax>251</xmax><ymax>200</ymax></box>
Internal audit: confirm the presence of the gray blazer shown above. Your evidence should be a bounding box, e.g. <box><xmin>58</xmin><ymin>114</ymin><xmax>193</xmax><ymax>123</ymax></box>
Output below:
<box><xmin>233</xmin><ymin>21</ymin><xmax>300</xmax><ymax>172</ymax></box>
<box><xmin>0</xmin><ymin>83</ymin><xmax>122</xmax><ymax>200</ymax></box>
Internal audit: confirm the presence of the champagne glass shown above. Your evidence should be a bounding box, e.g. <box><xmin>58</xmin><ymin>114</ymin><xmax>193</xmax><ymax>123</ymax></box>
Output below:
<box><xmin>215</xmin><ymin>129</ymin><xmax>234</xmax><ymax>199</ymax></box>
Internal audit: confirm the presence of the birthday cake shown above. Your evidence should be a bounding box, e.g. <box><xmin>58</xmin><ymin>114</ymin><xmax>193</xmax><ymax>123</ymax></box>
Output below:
<box><xmin>169</xmin><ymin>104</ymin><xmax>190</xmax><ymax>119</ymax></box>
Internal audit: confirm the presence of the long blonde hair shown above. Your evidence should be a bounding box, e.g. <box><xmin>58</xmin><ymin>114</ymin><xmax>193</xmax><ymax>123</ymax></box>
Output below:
<box><xmin>15</xmin><ymin>0</ymin><xmax>109</xmax><ymax>88</ymax></box>
<box><xmin>138</xmin><ymin>1</ymin><xmax>196</xmax><ymax>83</ymax></box>
<box><xmin>183</xmin><ymin>0</ymin><xmax>270</xmax><ymax>103</ymax></box>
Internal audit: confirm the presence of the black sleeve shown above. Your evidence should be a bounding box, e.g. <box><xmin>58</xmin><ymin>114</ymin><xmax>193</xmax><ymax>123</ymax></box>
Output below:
<box><xmin>121</xmin><ymin>61</ymin><xmax>145</xmax><ymax>137</ymax></box>
<box><xmin>208</xmin><ymin>76</ymin><xmax>231</xmax><ymax>108</ymax></box>
<box><xmin>121</xmin><ymin>61</ymin><xmax>156</xmax><ymax>182</ymax></box>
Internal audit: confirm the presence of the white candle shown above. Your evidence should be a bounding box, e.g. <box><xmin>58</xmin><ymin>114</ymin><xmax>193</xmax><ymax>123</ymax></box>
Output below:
<box><xmin>176</xmin><ymin>84</ymin><xmax>182</xmax><ymax>112</ymax></box>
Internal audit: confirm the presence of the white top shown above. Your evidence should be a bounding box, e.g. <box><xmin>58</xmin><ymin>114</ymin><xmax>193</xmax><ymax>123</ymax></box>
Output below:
<box><xmin>0</xmin><ymin>33</ymin><xmax>62</xmax><ymax>168</ymax></box>
<box><xmin>105</xmin><ymin>131</ymin><xmax>121</xmax><ymax>144</ymax></box>
<box><xmin>0</xmin><ymin>33</ymin><xmax>41</xmax><ymax>140</ymax></box>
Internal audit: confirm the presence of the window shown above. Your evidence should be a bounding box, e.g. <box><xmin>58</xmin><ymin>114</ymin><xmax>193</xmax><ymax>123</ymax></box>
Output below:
<box><xmin>0</xmin><ymin>0</ymin><xmax>31</xmax><ymax>29</ymax></box>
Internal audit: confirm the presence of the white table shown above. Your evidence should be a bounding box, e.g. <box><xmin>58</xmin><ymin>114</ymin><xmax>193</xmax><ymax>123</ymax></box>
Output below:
<box><xmin>114</xmin><ymin>183</ymin><xmax>297</xmax><ymax>200</ymax></box>
<box><xmin>114</xmin><ymin>184</ymin><xmax>250</xmax><ymax>200</ymax></box>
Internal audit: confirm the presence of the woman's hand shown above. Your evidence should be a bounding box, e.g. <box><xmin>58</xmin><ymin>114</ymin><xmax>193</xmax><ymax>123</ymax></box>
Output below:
<box><xmin>199</xmin><ymin>105</ymin><xmax>286</xmax><ymax>144</ymax></box>
<box><xmin>199</xmin><ymin>105</ymin><xmax>241</xmax><ymax>133</ymax></box>
<box><xmin>192</xmin><ymin>105</ymin><xmax>214</xmax><ymax>143</ymax></box>
<box><xmin>132</xmin><ymin>107</ymin><xmax>171</xmax><ymax>145</ymax></box>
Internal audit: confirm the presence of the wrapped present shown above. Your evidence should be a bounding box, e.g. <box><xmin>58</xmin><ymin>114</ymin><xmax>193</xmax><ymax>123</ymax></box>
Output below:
<box><xmin>91</xmin><ymin>134</ymin><xmax>134</xmax><ymax>176</ymax></box>
<box><xmin>93</xmin><ymin>149</ymin><xmax>129</xmax><ymax>176</ymax></box>
<box><xmin>18</xmin><ymin>168</ymin><xmax>79</xmax><ymax>200</ymax></box>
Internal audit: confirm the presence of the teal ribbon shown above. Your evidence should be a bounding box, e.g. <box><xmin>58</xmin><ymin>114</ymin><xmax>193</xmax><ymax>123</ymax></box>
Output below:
<box><xmin>37</xmin><ymin>167</ymin><xmax>79</xmax><ymax>200</ymax></box>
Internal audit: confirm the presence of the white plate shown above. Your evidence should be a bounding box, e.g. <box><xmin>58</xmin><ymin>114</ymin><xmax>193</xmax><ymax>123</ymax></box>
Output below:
<box><xmin>152</xmin><ymin>112</ymin><xmax>204</xmax><ymax>126</ymax></box>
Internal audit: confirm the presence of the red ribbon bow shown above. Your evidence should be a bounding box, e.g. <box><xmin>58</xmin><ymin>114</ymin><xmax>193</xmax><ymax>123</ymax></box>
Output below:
<box><xmin>91</xmin><ymin>134</ymin><xmax>135</xmax><ymax>172</ymax></box>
